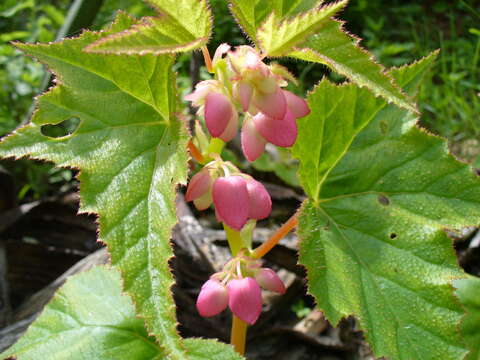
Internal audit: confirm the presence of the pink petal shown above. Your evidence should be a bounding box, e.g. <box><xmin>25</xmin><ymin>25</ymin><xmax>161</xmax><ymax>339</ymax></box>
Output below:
<box><xmin>252</xmin><ymin>86</ymin><xmax>286</xmax><ymax>120</ymax></box>
<box><xmin>205</xmin><ymin>92</ymin><xmax>232</xmax><ymax>137</ymax></box>
<box><xmin>227</xmin><ymin>278</ymin><xmax>262</xmax><ymax>325</ymax></box>
<box><xmin>212</xmin><ymin>43</ymin><xmax>231</xmax><ymax>66</ymax></box>
<box><xmin>241</xmin><ymin>117</ymin><xmax>267</xmax><ymax>162</ymax></box>
<box><xmin>219</xmin><ymin>108</ymin><xmax>238</xmax><ymax>142</ymax></box>
<box><xmin>255</xmin><ymin>268</ymin><xmax>285</xmax><ymax>294</ymax></box>
<box><xmin>186</xmin><ymin>168</ymin><xmax>212</xmax><ymax>202</ymax></box>
<box><xmin>196</xmin><ymin>279</ymin><xmax>229</xmax><ymax>317</ymax></box>
<box><xmin>283</xmin><ymin>90</ymin><xmax>310</xmax><ymax>118</ymax></box>
<box><xmin>184</xmin><ymin>80</ymin><xmax>216</xmax><ymax>104</ymax></box>
<box><xmin>213</xmin><ymin>176</ymin><xmax>249</xmax><ymax>230</ymax></box>
<box><xmin>253</xmin><ymin>110</ymin><xmax>297</xmax><ymax>147</ymax></box>
<box><xmin>246</xmin><ymin>179</ymin><xmax>271</xmax><ymax>220</ymax></box>
<box><xmin>236</xmin><ymin>82</ymin><xmax>253</xmax><ymax>112</ymax></box>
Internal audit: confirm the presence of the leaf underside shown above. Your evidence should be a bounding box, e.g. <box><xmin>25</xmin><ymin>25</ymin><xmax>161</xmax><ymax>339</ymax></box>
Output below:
<box><xmin>295</xmin><ymin>54</ymin><xmax>479</xmax><ymax>360</ymax></box>
<box><xmin>0</xmin><ymin>13</ymin><xmax>240</xmax><ymax>360</ymax></box>
<box><xmin>1</xmin><ymin>266</ymin><xmax>242</xmax><ymax>360</ymax></box>
<box><xmin>86</xmin><ymin>0</ymin><xmax>212</xmax><ymax>54</ymax></box>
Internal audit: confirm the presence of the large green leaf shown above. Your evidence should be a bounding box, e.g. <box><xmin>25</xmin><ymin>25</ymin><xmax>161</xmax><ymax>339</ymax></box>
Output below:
<box><xmin>1</xmin><ymin>13</ymin><xmax>192</xmax><ymax>359</ymax></box>
<box><xmin>228</xmin><ymin>0</ymin><xmax>323</xmax><ymax>42</ymax></box>
<box><xmin>456</xmin><ymin>276</ymin><xmax>480</xmax><ymax>360</ymax></box>
<box><xmin>2</xmin><ymin>266</ymin><xmax>242</xmax><ymax>360</ymax></box>
<box><xmin>257</xmin><ymin>0</ymin><xmax>346</xmax><ymax>57</ymax></box>
<box><xmin>86</xmin><ymin>0</ymin><xmax>212</xmax><ymax>54</ymax></box>
<box><xmin>295</xmin><ymin>56</ymin><xmax>479</xmax><ymax>359</ymax></box>
<box><xmin>289</xmin><ymin>19</ymin><xmax>415</xmax><ymax>112</ymax></box>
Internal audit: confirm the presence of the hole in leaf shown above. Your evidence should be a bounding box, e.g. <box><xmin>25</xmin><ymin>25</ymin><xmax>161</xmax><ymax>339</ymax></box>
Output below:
<box><xmin>41</xmin><ymin>117</ymin><xmax>80</xmax><ymax>138</ymax></box>
<box><xmin>378</xmin><ymin>194</ymin><xmax>390</xmax><ymax>206</ymax></box>
<box><xmin>390</xmin><ymin>233</ymin><xmax>397</xmax><ymax>239</ymax></box>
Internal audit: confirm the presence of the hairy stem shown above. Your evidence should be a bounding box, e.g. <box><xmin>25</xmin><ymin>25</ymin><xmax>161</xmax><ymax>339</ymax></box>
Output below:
<box><xmin>230</xmin><ymin>315</ymin><xmax>247</xmax><ymax>355</ymax></box>
<box><xmin>252</xmin><ymin>213</ymin><xmax>298</xmax><ymax>259</ymax></box>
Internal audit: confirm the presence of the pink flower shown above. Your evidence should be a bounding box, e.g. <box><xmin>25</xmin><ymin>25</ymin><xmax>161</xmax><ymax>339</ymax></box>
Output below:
<box><xmin>213</xmin><ymin>175</ymin><xmax>272</xmax><ymax>230</ymax></box>
<box><xmin>185</xmin><ymin>80</ymin><xmax>238</xmax><ymax>142</ymax></box>
<box><xmin>241</xmin><ymin>90</ymin><xmax>310</xmax><ymax>161</ymax></box>
<box><xmin>227</xmin><ymin>277</ymin><xmax>262</xmax><ymax>324</ymax></box>
<box><xmin>185</xmin><ymin>167</ymin><xmax>214</xmax><ymax>210</ymax></box>
<box><xmin>228</xmin><ymin>46</ymin><xmax>287</xmax><ymax>119</ymax></box>
<box><xmin>255</xmin><ymin>268</ymin><xmax>285</xmax><ymax>294</ymax></box>
<box><xmin>196</xmin><ymin>279</ymin><xmax>229</xmax><ymax>317</ymax></box>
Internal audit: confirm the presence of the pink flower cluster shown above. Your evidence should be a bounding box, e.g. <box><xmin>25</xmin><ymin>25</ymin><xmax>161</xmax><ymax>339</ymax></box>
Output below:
<box><xmin>186</xmin><ymin>164</ymin><xmax>271</xmax><ymax>231</ymax></box>
<box><xmin>196</xmin><ymin>258</ymin><xmax>285</xmax><ymax>324</ymax></box>
<box><xmin>186</xmin><ymin>45</ymin><xmax>310</xmax><ymax>162</ymax></box>
<box><xmin>185</xmin><ymin>45</ymin><xmax>306</xmax><ymax>326</ymax></box>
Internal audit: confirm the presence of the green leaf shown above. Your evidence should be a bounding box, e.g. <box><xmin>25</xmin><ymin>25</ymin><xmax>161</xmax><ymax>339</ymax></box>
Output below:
<box><xmin>228</xmin><ymin>0</ymin><xmax>323</xmax><ymax>42</ymax></box>
<box><xmin>257</xmin><ymin>0</ymin><xmax>347</xmax><ymax>57</ymax></box>
<box><xmin>456</xmin><ymin>276</ymin><xmax>480</xmax><ymax>360</ymax></box>
<box><xmin>2</xmin><ymin>266</ymin><xmax>243</xmax><ymax>360</ymax></box>
<box><xmin>289</xmin><ymin>19</ymin><xmax>415</xmax><ymax>112</ymax></box>
<box><xmin>295</xmin><ymin>55</ymin><xmax>478</xmax><ymax>360</ymax></box>
<box><xmin>3</xmin><ymin>266</ymin><xmax>165</xmax><ymax>360</ymax></box>
<box><xmin>85</xmin><ymin>0</ymin><xmax>212</xmax><ymax>54</ymax></box>
<box><xmin>1</xmin><ymin>13</ymin><xmax>192</xmax><ymax>359</ymax></box>
<box><xmin>293</xmin><ymin>52</ymin><xmax>437</xmax><ymax>201</ymax></box>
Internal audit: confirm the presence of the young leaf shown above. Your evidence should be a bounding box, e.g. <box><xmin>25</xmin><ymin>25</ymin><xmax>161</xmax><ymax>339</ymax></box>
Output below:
<box><xmin>295</xmin><ymin>56</ymin><xmax>478</xmax><ymax>360</ymax></box>
<box><xmin>289</xmin><ymin>19</ymin><xmax>415</xmax><ymax>112</ymax></box>
<box><xmin>1</xmin><ymin>266</ymin><xmax>243</xmax><ymax>360</ymax></box>
<box><xmin>86</xmin><ymin>0</ymin><xmax>212</xmax><ymax>54</ymax></box>
<box><xmin>257</xmin><ymin>0</ymin><xmax>347</xmax><ymax>57</ymax></box>
<box><xmin>455</xmin><ymin>276</ymin><xmax>480</xmax><ymax>360</ymax></box>
<box><xmin>1</xmin><ymin>13</ymin><xmax>190</xmax><ymax>358</ymax></box>
<box><xmin>228</xmin><ymin>0</ymin><xmax>323</xmax><ymax>42</ymax></box>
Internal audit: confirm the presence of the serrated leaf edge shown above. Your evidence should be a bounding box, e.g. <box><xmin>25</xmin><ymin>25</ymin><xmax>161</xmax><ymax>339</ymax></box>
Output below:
<box><xmin>86</xmin><ymin>0</ymin><xmax>213</xmax><ymax>55</ymax></box>
<box><xmin>291</xmin><ymin>18</ymin><xmax>417</xmax><ymax>114</ymax></box>
<box><xmin>256</xmin><ymin>0</ymin><xmax>348</xmax><ymax>57</ymax></box>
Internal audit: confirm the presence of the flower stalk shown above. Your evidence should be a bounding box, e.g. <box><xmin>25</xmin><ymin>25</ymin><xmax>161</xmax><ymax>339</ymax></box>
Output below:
<box><xmin>252</xmin><ymin>213</ymin><xmax>298</xmax><ymax>259</ymax></box>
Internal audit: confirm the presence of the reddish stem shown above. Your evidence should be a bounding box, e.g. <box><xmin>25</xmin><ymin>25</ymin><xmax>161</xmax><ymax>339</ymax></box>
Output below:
<box><xmin>252</xmin><ymin>213</ymin><xmax>298</xmax><ymax>259</ymax></box>
<box><xmin>201</xmin><ymin>46</ymin><xmax>213</xmax><ymax>73</ymax></box>
<box><xmin>188</xmin><ymin>140</ymin><xmax>205</xmax><ymax>163</ymax></box>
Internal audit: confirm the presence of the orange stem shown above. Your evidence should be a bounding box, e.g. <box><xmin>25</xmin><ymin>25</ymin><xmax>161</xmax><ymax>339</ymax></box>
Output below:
<box><xmin>252</xmin><ymin>213</ymin><xmax>298</xmax><ymax>259</ymax></box>
<box><xmin>230</xmin><ymin>315</ymin><xmax>247</xmax><ymax>355</ymax></box>
<box><xmin>188</xmin><ymin>140</ymin><xmax>205</xmax><ymax>164</ymax></box>
<box><xmin>201</xmin><ymin>46</ymin><xmax>213</xmax><ymax>73</ymax></box>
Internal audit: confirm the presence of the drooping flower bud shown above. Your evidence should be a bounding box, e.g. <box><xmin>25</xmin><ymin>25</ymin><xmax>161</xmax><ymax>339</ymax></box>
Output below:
<box><xmin>227</xmin><ymin>277</ymin><xmax>262</xmax><ymax>325</ymax></box>
<box><xmin>246</xmin><ymin>178</ymin><xmax>272</xmax><ymax>220</ymax></box>
<box><xmin>213</xmin><ymin>175</ymin><xmax>272</xmax><ymax>230</ymax></box>
<box><xmin>241</xmin><ymin>116</ymin><xmax>267</xmax><ymax>162</ymax></box>
<box><xmin>196</xmin><ymin>279</ymin><xmax>229</xmax><ymax>317</ymax></box>
<box><xmin>252</xmin><ymin>109</ymin><xmax>298</xmax><ymax>148</ymax></box>
<box><xmin>185</xmin><ymin>80</ymin><xmax>238</xmax><ymax>141</ymax></box>
<box><xmin>283</xmin><ymin>90</ymin><xmax>310</xmax><ymax>118</ymax></box>
<box><xmin>213</xmin><ymin>176</ymin><xmax>250</xmax><ymax>230</ymax></box>
<box><xmin>255</xmin><ymin>268</ymin><xmax>286</xmax><ymax>294</ymax></box>
<box><xmin>185</xmin><ymin>167</ymin><xmax>214</xmax><ymax>210</ymax></box>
